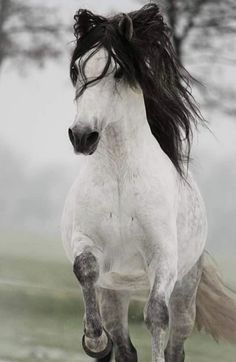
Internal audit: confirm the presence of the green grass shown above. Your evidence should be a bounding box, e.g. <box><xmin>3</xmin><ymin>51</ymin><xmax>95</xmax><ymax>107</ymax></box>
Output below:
<box><xmin>0</xmin><ymin>232</ymin><xmax>236</xmax><ymax>361</ymax></box>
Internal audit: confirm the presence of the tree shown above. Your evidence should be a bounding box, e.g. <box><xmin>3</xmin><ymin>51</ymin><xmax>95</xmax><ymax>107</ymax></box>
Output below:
<box><xmin>139</xmin><ymin>0</ymin><xmax>236</xmax><ymax>115</ymax></box>
<box><xmin>0</xmin><ymin>0</ymin><xmax>67</xmax><ymax>71</ymax></box>
<box><xmin>142</xmin><ymin>0</ymin><xmax>236</xmax><ymax>64</ymax></box>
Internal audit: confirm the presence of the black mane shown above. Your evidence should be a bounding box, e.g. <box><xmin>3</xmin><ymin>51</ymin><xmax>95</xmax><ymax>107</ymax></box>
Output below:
<box><xmin>70</xmin><ymin>3</ymin><xmax>203</xmax><ymax>176</ymax></box>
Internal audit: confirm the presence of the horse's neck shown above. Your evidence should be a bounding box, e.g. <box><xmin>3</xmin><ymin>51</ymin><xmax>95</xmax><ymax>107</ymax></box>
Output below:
<box><xmin>102</xmin><ymin>120</ymin><xmax>149</xmax><ymax>158</ymax></box>
<box><xmin>94</xmin><ymin>114</ymin><xmax>162</xmax><ymax>177</ymax></box>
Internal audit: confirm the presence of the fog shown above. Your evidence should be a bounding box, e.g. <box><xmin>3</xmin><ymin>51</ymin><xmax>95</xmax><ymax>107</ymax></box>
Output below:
<box><xmin>0</xmin><ymin>1</ymin><xmax>236</xmax><ymax>360</ymax></box>
<box><xmin>1</xmin><ymin>0</ymin><xmax>235</xmax><ymax>254</ymax></box>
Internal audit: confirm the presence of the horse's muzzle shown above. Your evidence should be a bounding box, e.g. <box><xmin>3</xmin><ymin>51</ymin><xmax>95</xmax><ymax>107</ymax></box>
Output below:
<box><xmin>68</xmin><ymin>127</ymin><xmax>100</xmax><ymax>155</ymax></box>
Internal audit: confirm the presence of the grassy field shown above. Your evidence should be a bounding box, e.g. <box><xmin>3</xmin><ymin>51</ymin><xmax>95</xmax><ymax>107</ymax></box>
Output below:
<box><xmin>0</xmin><ymin>231</ymin><xmax>236</xmax><ymax>362</ymax></box>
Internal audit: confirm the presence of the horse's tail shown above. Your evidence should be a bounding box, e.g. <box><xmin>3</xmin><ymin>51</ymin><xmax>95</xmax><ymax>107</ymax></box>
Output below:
<box><xmin>195</xmin><ymin>252</ymin><xmax>236</xmax><ymax>343</ymax></box>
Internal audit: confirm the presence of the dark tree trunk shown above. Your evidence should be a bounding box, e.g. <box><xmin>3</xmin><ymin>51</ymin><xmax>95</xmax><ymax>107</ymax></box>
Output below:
<box><xmin>172</xmin><ymin>35</ymin><xmax>182</xmax><ymax>64</ymax></box>
<box><xmin>166</xmin><ymin>0</ymin><xmax>183</xmax><ymax>64</ymax></box>
<box><xmin>0</xmin><ymin>0</ymin><xmax>9</xmax><ymax>72</ymax></box>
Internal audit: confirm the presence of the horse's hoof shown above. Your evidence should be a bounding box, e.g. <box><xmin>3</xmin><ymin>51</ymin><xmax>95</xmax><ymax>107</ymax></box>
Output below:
<box><xmin>82</xmin><ymin>328</ymin><xmax>113</xmax><ymax>359</ymax></box>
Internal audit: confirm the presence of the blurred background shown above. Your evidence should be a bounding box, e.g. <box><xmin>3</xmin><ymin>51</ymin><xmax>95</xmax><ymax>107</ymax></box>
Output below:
<box><xmin>0</xmin><ymin>0</ymin><xmax>235</xmax><ymax>361</ymax></box>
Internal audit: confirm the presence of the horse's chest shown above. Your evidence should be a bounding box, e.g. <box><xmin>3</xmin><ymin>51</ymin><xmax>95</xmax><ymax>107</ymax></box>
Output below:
<box><xmin>76</xmin><ymin>180</ymin><xmax>146</xmax><ymax>247</ymax></box>
<box><xmin>69</xmin><ymin>180</ymin><xmax>150</xmax><ymax>290</ymax></box>
<box><xmin>63</xmin><ymin>162</ymin><xmax>174</xmax><ymax>267</ymax></box>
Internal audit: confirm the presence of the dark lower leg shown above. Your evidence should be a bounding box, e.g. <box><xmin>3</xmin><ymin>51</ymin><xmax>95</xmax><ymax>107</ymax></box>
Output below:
<box><xmin>96</xmin><ymin>350</ymin><xmax>113</xmax><ymax>362</ymax></box>
<box><xmin>165</xmin><ymin>258</ymin><xmax>203</xmax><ymax>362</ymax></box>
<box><xmin>98</xmin><ymin>289</ymin><xmax>137</xmax><ymax>362</ymax></box>
<box><xmin>144</xmin><ymin>291</ymin><xmax>170</xmax><ymax>361</ymax></box>
<box><xmin>165</xmin><ymin>344</ymin><xmax>185</xmax><ymax>362</ymax></box>
<box><xmin>114</xmin><ymin>335</ymin><xmax>137</xmax><ymax>362</ymax></box>
<box><xmin>73</xmin><ymin>252</ymin><xmax>112</xmax><ymax>358</ymax></box>
<box><xmin>97</xmin><ymin>334</ymin><xmax>136</xmax><ymax>362</ymax></box>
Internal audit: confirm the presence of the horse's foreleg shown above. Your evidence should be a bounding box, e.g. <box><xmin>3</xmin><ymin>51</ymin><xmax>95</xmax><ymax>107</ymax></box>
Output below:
<box><xmin>73</xmin><ymin>251</ymin><xmax>112</xmax><ymax>359</ymax></box>
<box><xmin>98</xmin><ymin>288</ymin><xmax>138</xmax><ymax>362</ymax></box>
<box><xmin>164</xmin><ymin>257</ymin><xmax>203</xmax><ymax>362</ymax></box>
<box><xmin>144</xmin><ymin>253</ymin><xmax>177</xmax><ymax>362</ymax></box>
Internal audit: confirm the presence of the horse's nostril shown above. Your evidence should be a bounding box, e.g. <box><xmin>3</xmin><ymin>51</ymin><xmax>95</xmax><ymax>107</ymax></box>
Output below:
<box><xmin>68</xmin><ymin>128</ymin><xmax>99</xmax><ymax>154</ymax></box>
<box><xmin>86</xmin><ymin>131</ymin><xmax>99</xmax><ymax>147</ymax></box>
<box><xmin>68</xmin><ymin>128</ymin><xmax>75</xmax><ymax>146</ymax></box>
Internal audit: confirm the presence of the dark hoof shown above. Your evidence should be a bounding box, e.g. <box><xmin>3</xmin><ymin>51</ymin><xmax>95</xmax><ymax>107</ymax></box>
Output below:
<box><xmin>82</xmin><ymin>329</ymin><xmax>113</xmax><ymax>359</ymax></box>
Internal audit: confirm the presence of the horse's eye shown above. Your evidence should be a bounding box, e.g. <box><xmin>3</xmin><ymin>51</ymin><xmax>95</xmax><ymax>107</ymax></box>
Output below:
<box><xmin>114</xmin><ymin>67</ymin><xmax>123</xmax><ymax>81</ymax></box>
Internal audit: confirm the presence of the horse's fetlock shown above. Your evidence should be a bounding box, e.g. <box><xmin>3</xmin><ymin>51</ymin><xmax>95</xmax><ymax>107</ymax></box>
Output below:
<box><xmin>73</xmin><ymin>251</ymin><xmax>99</xmax><ymax>286</ymax></box>
<box><xmin>85</xmin><ymin>325</ymin><xmax>103</xmax><ymax>338</ymax></box>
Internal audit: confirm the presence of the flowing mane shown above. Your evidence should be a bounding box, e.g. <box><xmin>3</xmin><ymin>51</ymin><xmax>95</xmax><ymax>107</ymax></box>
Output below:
<box><xmin>70</xmin><ymin>3</ymin><xmax>203</xmax><ymax>176</ymax></box>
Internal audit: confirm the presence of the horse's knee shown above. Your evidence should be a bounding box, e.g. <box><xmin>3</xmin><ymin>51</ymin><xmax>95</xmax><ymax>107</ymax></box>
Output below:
<box><xmin>73</xmin><ymin>251</ymin><xmax>99</xmax><ymax>286</ymax></box>
<box><xmin>144</xmin><ymin>296</ymin><xmax>169</xmax><ymax>333</ymax></box>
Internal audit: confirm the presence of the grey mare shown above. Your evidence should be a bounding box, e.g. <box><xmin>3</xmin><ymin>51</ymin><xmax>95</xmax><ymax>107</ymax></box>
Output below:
<box><xmin>61</xmin><ymin>4</ymin><xmax>236</xmax><ymax>362</ymax></box>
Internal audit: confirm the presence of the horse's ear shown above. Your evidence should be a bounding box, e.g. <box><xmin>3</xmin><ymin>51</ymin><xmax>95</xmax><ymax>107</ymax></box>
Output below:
<box><xmin>118</xmin><ymin>14</ymin><xmax>134</xmax><ymax>41</ymax></box>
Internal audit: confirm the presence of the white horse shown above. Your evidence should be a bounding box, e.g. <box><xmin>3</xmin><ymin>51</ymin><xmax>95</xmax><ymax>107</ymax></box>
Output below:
<box><xmin>61</xmin><ymin>4</ymin><xmax>236</xmax><ymax>362</ymax></box>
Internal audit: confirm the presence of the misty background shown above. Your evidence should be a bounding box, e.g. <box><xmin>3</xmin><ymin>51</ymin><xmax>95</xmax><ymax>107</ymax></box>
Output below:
<box><xmin>0</xmin><ymin>0</ymin><xmax>236</xmax><ymax>361</ymax></box>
